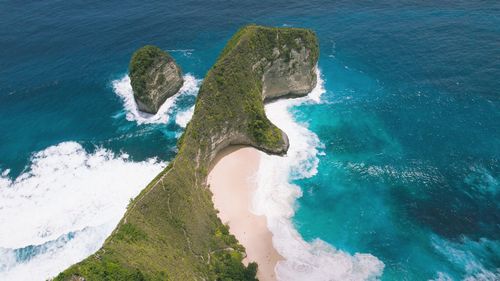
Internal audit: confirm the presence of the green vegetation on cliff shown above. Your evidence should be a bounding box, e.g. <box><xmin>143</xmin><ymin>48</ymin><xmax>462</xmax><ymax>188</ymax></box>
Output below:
<box><xmin>129</xmin><ymin>46</ymin><xmax>172</xmax><ymax>99</ymax></box>
<box><xmin>55</xmin><ymin>25</ymin><xmax>318</xmax><ymax>281</ymax></box>
<box><xmin>129</xmin><ymin>45</ymin><xmax>183</xmax><ymax>114</ymax></box>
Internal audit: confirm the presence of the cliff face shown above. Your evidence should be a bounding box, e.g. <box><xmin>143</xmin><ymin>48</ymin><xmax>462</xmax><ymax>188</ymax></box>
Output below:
<box><xmin>56</xmin><ymin>25</ymin><xmax>318</xmax><ymax>281</ymax></box>
<box><xmin>129</xmin><ymin>46</ymin><xmax>184</xmax><ymax>114</ymax></box>
<box><xmin>186</xmin><ymin>25</ymin><xmax>319</xmax><ymax>163</ymax></box>
<box><xmin>261</xmin><ymin>41</ymin><xmax>317</xmax><ymax>100</ymax></box>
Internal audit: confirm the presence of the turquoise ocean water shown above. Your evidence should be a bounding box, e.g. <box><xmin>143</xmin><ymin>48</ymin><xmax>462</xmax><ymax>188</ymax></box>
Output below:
<box><xmin>0</xmin><ymin>1</ymin><xmax>498</xmax><ymax>280</ymax></box>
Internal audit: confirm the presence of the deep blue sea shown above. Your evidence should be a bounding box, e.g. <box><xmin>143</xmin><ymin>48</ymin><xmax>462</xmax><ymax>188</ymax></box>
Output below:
<box><xmin>0</xmin><ymin>1</ymin><xmax>499</xmax><ymax>280</ymax></box>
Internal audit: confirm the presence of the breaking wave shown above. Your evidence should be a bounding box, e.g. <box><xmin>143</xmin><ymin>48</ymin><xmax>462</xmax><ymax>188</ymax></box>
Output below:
<box><xmin>112</xmin><ymin>73</ymin><xmax>201</xmax><ymax>125</ymax></box>
<box><xmin>0</xmin><ymin>142</ymin><xmax>166</xmax><ymax>280</ymax></box>
<box><xmin>253</xmin><ymin>69</ymin><xmax>385</xmax><ymax>280</ymax></box>
<box><xmin>175</xmin><ymin>105</ymin><xmax>194</xmax><ymax>128</ymax></box>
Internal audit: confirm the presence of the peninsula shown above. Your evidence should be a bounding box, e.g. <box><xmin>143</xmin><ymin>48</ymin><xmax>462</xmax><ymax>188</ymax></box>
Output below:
<box><xmin>55</xmin><ymin>24</ymin><xmax>318</xmax><ymax>280</ymax></box>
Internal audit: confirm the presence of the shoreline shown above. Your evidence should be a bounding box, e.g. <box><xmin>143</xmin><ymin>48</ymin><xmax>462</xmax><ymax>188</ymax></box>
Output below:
<box><xmin>208</xmin><ymin>146</ymin><xmax>283</xmax><ymax>281</ymax></box>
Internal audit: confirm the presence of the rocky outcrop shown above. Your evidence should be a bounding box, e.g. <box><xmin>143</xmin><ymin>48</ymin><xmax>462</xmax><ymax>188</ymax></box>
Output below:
<box><xmin>188</xmin><ymin>25</ymin><xmax>318</xmax><ymax>161</ymax></box>
<box><xmin>261</xmin><ymin>43</ymin><xmax>317</xmax><ymax>100</ymax></box>
<box><xmin>129</xmin><ymin>45</ymin><xmax>183</xmax><ymax>114</ymax></box>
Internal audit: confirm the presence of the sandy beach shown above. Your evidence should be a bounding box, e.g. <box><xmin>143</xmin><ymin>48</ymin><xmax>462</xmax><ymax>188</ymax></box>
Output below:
<box><xmin>208</xmin><ymin>146</ymin><xmax>283</xmax><ymax>281</ymax></box>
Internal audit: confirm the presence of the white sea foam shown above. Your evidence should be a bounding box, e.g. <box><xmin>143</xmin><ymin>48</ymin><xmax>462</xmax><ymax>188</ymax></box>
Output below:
<box><xmin>175</xmin><ymin>105</ymin><xmax>195</xmax><ymax>128</ymax></box>
<box><xmin>431</xmin><ymin>235</ymin><xmax>500</xmax><ymax>281</ymax></box>
<box><xmin>0</xmin><ymin>142</ymin><xmax>166</xmax><ymax>280</ymax></box>
<box><xmin>167</xmin><ymin>49</ymin><xmax>195</xmax><ymax>57</ymax></box>
<box><xmin>252</xmin><ymin>69</ymin><xmax>385</xmax><ymax>280</ymax></box>
<box><xmin>0</xmin><ymin>225</ymin><xmax>112</xmax><ymax>280</ymax></box>
<box><xmin>345</xmin><ymin>161</ymin><xmax>443</xmax><ymax>185</ymax></box>
<box><xmin>430</xmin><ymin>272</ymin><xmax>454</xmax><ymax>281</ymax></box>
<box><xmin>112</xmin><ymin>73</ymin><xmax>201</xmax><ymax>125</ymax></box>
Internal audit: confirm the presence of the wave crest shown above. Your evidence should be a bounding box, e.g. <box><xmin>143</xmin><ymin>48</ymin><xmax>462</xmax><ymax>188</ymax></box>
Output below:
<box><xmin>175</xmin><ymin>105</ymin><xmax>195</xmax><ymax>128</ymax></box>
<box><xmin>0</xmin><ymin>142</ymin><xmax>165</xmax><ymax>280</ymax></box>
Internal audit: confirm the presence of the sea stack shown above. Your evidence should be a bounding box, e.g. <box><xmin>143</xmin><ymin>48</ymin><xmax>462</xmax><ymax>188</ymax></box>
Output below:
<box><xmin>129</xmin><ymin>45</ymin><xmax>184</xmax><ymax>114</ymax></box>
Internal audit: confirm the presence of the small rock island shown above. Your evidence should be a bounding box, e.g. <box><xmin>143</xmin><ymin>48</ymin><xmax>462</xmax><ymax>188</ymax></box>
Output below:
<box><xmin>129</xmin><ymin>45</ymin><xmax>184</xmax><ymax>114</ymax></box>
<box><xmin>56</xmin><ymin>25</ymin><xmax>318</xmax><ymax>281</ymax></box>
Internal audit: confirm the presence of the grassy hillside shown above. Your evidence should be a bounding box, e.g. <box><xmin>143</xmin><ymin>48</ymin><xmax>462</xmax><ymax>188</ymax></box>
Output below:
<box><xmin>54</xmin><ymin>25</ymin><xmax>318</xmax><ymax>281</ymax></box>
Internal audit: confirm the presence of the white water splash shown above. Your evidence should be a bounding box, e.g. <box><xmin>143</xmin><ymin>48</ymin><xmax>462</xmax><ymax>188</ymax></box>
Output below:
<box><xmin>175</xmin><ymin>105</ymin><xmax>194</xmax><ymax>128</ymax></box>
<box><xmin>113</xmin><ymin>73</ymin><xmax>201</xmax><ymax>125</ymax></box>
<box><xmin>253</xmin><ymin>69</ymin><xmax>385</xmax><ymax>281</ymax></box>
<box><xmin>0</xmin><ymin>142</ymin><xmax>166</xmax><ymax>280</ymax></box>
<box><xmin>431</xmin><ymin>235</ymin><xmax>500</xmax><ymax>281</ymax></box>
<box><xmin>167</xmin><ymin>49</ymin><xmax>195</xmax><ymax>57</ymax></box>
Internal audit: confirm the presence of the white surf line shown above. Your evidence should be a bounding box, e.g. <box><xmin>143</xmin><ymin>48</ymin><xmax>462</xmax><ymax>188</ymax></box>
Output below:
<box><xmin>254</xmin><ymin>69</ymin><xmax>385</xmax><ymax>281</ymax></box>
<box><xmin>113</xmin><ymin>73</ymin><xmax>201</xmax><ymax>125</ymax></box>
<box><xmin>0</xmin><ymin>142</ymin><xmax>165</xmax><ymax>280</ymax></box>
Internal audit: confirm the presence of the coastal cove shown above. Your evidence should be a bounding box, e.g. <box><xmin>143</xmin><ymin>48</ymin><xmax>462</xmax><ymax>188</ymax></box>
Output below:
<box><xmin>208</xmin><ymin>146</ymin><xmax>282</xmax><ymax>281</ymax></box>
<box><xmin>1</xmin><ymin>1</ymin><xmax>499</xmax><ymax>280</ymax></box>
<box><xmin>54</xmin><ymin>25</ymin><xmax>320</xmax><ymax>280</ymax></box>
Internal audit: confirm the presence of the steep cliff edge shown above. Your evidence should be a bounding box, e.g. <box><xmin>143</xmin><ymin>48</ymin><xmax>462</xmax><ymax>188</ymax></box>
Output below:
<box><xmin>129</xmin><ymin>45</ymin><xmax>184</xmax><ymax>114</ymax></box>
<box><xmin>55</xmin><ymin>25</ymin><xmax>318</xmax><ymax>281</ymax></box>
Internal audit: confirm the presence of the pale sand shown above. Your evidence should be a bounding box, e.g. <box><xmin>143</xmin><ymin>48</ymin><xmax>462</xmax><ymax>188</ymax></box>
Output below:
<box><xmin>208</xmin><ymin>146</ymin><xmax>283</xmax><ymax>281</ymax></box>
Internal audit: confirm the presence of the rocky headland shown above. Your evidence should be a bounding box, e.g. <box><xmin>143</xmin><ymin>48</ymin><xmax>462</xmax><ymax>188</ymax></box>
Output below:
<box><xmin>55</xmin><ymin>25</ymin><xmax>318</xmax><ymax>281</ymax></box>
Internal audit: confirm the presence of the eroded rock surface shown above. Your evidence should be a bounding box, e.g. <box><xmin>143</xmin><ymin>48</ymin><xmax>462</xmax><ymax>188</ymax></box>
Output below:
<box><xmin>129</xmin><ymin>45</ymin><xmax>183</xmax><ymax>114</ymax></box>
<box><xmin>262</xmin><ymin>41</ymin><xmax>317</xmax><ymax>100</ymax></box>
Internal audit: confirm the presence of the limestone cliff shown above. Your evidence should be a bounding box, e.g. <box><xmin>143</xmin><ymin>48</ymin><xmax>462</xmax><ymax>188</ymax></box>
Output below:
<box><xmin>261</xmin><ymin>41</ymin><xmax>317</xmax><ymax>100</ymax></box>
<box><xmin>129</xmin><ymin>45</ymin><xmax>184</xmax><ymax>114</ymax></box>
<box><xmin>186</xmin><ymin>25</ymin><xmax>319</xmax><ymax>162</ymax></box>
<box><xmin>55</xmin><ymin>25</ymin><xmax>318</xmax><ymax>281</ymax></box>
